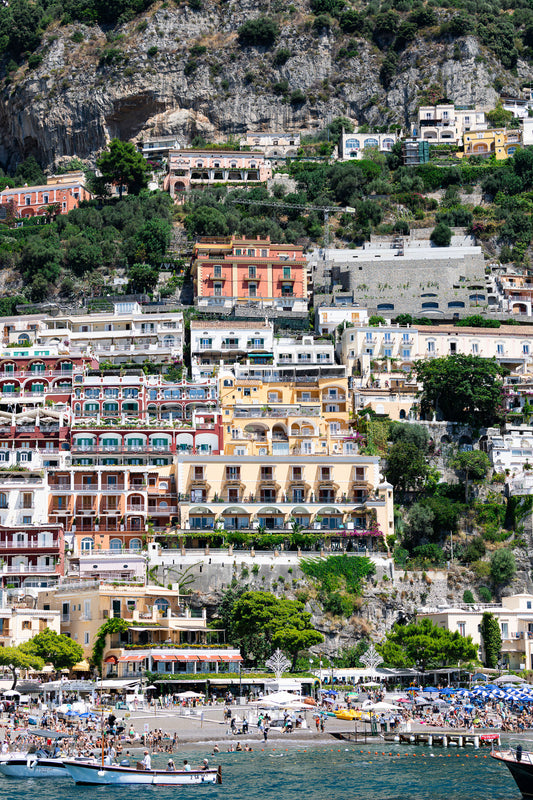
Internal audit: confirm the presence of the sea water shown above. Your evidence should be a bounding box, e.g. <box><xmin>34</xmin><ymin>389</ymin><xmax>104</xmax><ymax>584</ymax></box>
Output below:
<box><xmin>0</xmin><ymin>744</ymin><xmax>521</xmax><ymax>800</ymax></box>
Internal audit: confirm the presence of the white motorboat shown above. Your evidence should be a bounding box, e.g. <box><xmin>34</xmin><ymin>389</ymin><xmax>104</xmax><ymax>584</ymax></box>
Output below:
<box><xmin>63</xmin><ymin>759</ymin><xmax>222</xmax><ymax>786</ymax></box>
<box><xmin>0</xmin><ymin>753</ymin><xmax>67</xmax><ymax>779</ymax></box>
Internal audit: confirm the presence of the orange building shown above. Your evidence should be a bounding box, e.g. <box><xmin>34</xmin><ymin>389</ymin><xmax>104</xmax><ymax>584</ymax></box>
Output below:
<box><xmin>0</xmin><ymin>180</ymin><xmax>92</xmax><ymax>218</ymax></box>
<box><xmin>192</xmin><ymin>236</ymin><xmax>308</xmax><ymax>312</ymax></box>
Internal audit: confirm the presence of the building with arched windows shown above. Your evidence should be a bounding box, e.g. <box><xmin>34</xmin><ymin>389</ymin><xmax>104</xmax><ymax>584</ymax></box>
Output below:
<box><xmin>164</xmin><ymin>149</ymin><xmax>272</xmax><ymax>196</ymax></box>
<box><xmin>338</xmin><ymin>131</ymin><xmax>398</xmax><ymax>160</ymax></box>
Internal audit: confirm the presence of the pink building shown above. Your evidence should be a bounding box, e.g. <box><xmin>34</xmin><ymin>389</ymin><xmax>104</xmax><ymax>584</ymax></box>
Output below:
<box><xmin>0</xmin><ymin>180</ymin><xmax>92</xmax><ymax>218</ymax></box>
<box><xmin>164</xmin><ymin>150</ymin><xmax>272</xmax><ymax>196</ymax></box>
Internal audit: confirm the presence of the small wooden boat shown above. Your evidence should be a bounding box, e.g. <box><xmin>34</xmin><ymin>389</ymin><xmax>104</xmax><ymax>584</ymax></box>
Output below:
<box><xmin>491</xmin><ymin>747</ymin><xmax>533</xmax><ymax>798</ymax></box>
<box><xmin>62</xmin><ymin>759</ymin><xmax>222</xmax><ymax>786</ymax></box>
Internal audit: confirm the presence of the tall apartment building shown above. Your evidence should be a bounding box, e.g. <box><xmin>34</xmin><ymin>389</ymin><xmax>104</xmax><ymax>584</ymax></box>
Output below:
<box><xmin>47</xmin><ymin>464</ymin><xmax>178</xmax><ymax>554</ymax></box>
<box><xmin>417</xmin><ymin>104</ymin><xmax>487</xmax><ymax>144</ymax></box>
<box><xmin>192</xmin><ymin>236</ymin><xmax>308</xmax><ymax>312</ymax></box>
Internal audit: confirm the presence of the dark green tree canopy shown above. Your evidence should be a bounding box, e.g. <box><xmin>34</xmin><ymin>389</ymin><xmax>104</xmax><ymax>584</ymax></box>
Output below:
<box><xmin>0</xmin><ymin>646</ymin><xmax>43</xmax><ymax>689</ymax></box>
<box><xmin>96</xmin><ymin>139</ymin><xmax>148</xmax><ymax>198</ymax></box>
<box><xmin>229</xmin><ymin>590</ymin><xmax>323</xmax><ymax>670</ymax></box>
<box><xmin>379</xmin><ymin>618</ymin><xmax>478</xmax><ymax>670</ymax></box>
<box><xmin>415</xmin><ymin>354</ymin><xmax>504</xmax><ymax>427</ymax></box>
<box><xmin>22</xmin><ymin>628</ymin><xmax>83</xmax><ymax>670</ymax></box>
<box><xmin>385</xmin><ymin>440</ymin><xmax>429</xmax><ymax>492</ymax></box>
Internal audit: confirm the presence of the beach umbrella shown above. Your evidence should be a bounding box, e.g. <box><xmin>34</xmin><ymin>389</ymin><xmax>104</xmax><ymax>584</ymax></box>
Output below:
<box><xmin>494</xmin><ymin>674</ymin><xmax>527</xmax><ymax>684</ymax></box>
<box><xmin>422</xmin><ymin>687</ymin><xmax>439</xmax><ymax>693</ymax></box>
<box><xmin>367</xmin><ymin>701</ymin><xmax>401</xmax><ymax>711</ymax></box>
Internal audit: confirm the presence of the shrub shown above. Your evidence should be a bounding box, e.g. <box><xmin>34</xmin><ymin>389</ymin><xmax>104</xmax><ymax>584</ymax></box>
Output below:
<box><xmin>190</xmin><ymin>44</ymin><xmax>207</xmax><ymax>57</ymax></box>
<box><xmin>71</xmin><ymin>30</ymin><xmax>84</xmax><ymax>43</ymax></box>
<box><xmin>272</xmin><ymin>47</ymin><xmax>291</xmax><ymax>66</ymax></box>
<box><xmin>147</xmin><ymin>46</ymin><xmax>158</xmax><ymax>57</ymax></box>
<box><xmin>490</xmin><ymin>549</ymin><xmax>516</xmax><ymax>586</ymax></box>
<box><xmin>430</xmin><ymin>221</ymin><xmax>452</xmax><ymax>247</ymax></box>
<box><xmin>478</xmin><ymin>586</ymin><xmax>492</xmax><ymax>602</ymax></box>
<box><xmin>290</xmin><ymin>89</ymin><xmax>306</xmax><ymax>105</ymax></box>
<box><xmin>238</xmin><ymin>17</ymin><xmax>279</xmax><ymax>47</ymax></box>
<box><xmin>463</xmin><ymin>589</ymin><xmax>475</xmax><ymax>604</ymax></box>
<box><xmin>471</xmin><ymin>560</ymin><xmax>491</xmax><ymax>579</ymax></box>
<box><xmin>27</xmin><ymin>53</ymin><xmax>43</xmax><ymax>69</ymax></box>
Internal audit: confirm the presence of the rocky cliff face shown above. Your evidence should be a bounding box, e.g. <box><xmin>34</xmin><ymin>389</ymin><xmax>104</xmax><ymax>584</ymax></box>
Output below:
<box><xmin>0</xmin><ymin>0</ymin><xmax>530</xmax><ymax>170</ymax></box>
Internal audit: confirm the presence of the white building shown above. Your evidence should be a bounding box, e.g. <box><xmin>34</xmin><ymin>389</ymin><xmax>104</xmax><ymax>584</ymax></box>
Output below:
<box><xmin>316</xmin><ymin>304</ymin><xmax>369</xmax><ymax>335</ymax></box>
<box><xmin>190</xmin><ymin>320</ymin><xmax>274</xmax><ymax>379</ymax></box>
<box><xmin>418</xmin><ymin>594</ymin><xmax>533</xmax><ymax>670</ymax></box>
<box><xmin>0</xmin><ymin>468</ymin><xmax>50</xmax><ymax>528</ymax></box>
<box><xmin>0</xmin><ymin>602</ymin><xmax>61</xmax><ymax>648</ymax></box>
<box><xmin>417</xmin><ymin>105</ymin><xmax>487</xmax><ymax>144</ymax></box>
<box><xmin>339</xmin><ymin>131</ymin><xmax>397</xmax><ymax>160</ymax></box>
<box><xmin>241</xmin><ymin>132</ymin><xmax>300</xmax><ymax>158</ymax></box>
<box><xmin>37</xmin><ymin>302</ymin><xmax>184</xmax><ymax>365</ymax></box>
<box><xmin>339</xmin><ymin>322</ymin><xmax>533</xmax><ymax>380</ymax></box>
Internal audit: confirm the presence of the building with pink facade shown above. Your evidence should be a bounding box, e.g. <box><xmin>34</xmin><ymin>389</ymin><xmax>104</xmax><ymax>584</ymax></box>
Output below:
<box><xmin>164</xmin><ymin>149</ymin><xmax>272</xmax><ymax>196</ymax></box>
<box><xmin>0</xmin><ymin>180</ymin><xmax>92</xmax><ymax>218</ymax></box>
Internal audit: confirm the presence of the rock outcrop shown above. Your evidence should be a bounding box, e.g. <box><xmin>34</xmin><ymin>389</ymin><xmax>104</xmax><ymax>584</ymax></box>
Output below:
<box><xmin>0</xmin><ymin>0</ymin><xmax>528</xmax><ymax>169</ymax></box>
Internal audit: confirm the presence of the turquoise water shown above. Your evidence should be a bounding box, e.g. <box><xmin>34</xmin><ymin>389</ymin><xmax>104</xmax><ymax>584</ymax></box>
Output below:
<box><xmin>0</xmin><ymin>744</ymin><xmax>521</xmax><ymax>800</ymax></box>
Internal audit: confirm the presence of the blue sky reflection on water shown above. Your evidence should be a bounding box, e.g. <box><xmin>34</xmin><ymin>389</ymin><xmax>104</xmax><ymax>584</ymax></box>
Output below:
<box><xmin>0</xmin><ymin>745</ymin><xmax>522</xmax><ymax>800</ymax></box>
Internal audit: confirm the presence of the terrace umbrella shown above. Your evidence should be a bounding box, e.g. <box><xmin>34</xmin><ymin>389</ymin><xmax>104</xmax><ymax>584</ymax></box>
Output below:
<box><xmin>423</xmin><ymin>687</ymin><xmax>439</xmax><ymax>693</ymax></box>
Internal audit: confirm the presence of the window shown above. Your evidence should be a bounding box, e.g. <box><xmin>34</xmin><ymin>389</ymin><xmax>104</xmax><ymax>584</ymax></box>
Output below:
<box><xmin>43</xmin><ymin>194</ymin><xmax>49</xmax><ymax>204</ymax></box>
<box><xmin>200</xmin><ymin>338</ymin><xmax>213</xmax><ymax>349</ymax></box>
<box><xmin>0</xmin><ymin>493</ymin><xmax>7</xmax><ymax>509</ymax></box>
<box><xmin>524</xmin><ymin>344</ymin><xmax>530</xmax><ymax>355</ymax></box>
<box><xmin>214</xmin><ymin>265</ymin><xmax>222</xmax><ymax>278</ymax></box>
<box><xmin>22</xmin><ymin>620</ymin><xmax>31</xmax><ymax>630</ymax></box>
<box><xmin>427</xmin><ymin>340</ymin><xmax>435</xmax><ymax>353</ymax></box>
<box><xmin>501</xmin><ymin>622</ymin><xmax>509</xmax><ymax>638</ymax></box>
<box><xmin>248</xmin><ymin>266</ymin><xmax>256</xmax><ymax>279</ymax></box>
<box><xmin>123</xmin><ymin>388</ymin><xmax>138</xmax><ymax>398</ymax></box>
<box><xmin>283</xmin><ymin>267</ymin><xmax>291</xmax><ymax>279</ymax></box>
<box><xmin>472</xmin><ymin>343</ymin><xmax>479</xmax><ymax>354</ymax></box>
<box><xmin>248</xmin><ymin>284</ymin><xmax>257</xmax><ymax>298</ymax></box>
<box><xmin>22</xmin><ymin>516</ymin><xmax>31</xmax><ymax>524</ymax></box>
<box><xmin>320</xmin><ymin>467</ymin><xmax>331</xmax><ymax>480</ymax></box>
<box><xmin>292</xmin><ymin>466</ymin><xmax>303</xmax><ymax>480</ymax></box>
<box><xmin>384</xmin><ymin>332</ymin><xmax>391</xmax><ymax>342</ymax></box>
<box><xmin>194</xmin><ymin>466</ymin><xmax>204</xmax><ymax>480</ymax></box>
<box><xmin>226</xmin><ymin>466</ymin><xmax>240</xmax><ymax>480</ymax></box>
<box><xmin>497</xmin><ymin>344</ymin><xmax>504</xmax><ymax>355</ymax></box>
<box><xmin>384</xmin><ymin>348</ymin><xmax>392</xmax><ymax>357</ymax></box>
<box><xmin>261</xmin><ymin>466</ymin><xmax>273</xmax><ymax>480</ymax></box>
<box><xmin>22</xmin><ymin>493</ymin><xmax>33</xmax><ymax>509</ymax></box>
<box><xmin>104</xmin><ymin>388</ymin><xmax>119</xmax><ymax>398</ymax></box>
<box><xmin>402</xmin><ymin>349</ymin><xmax>411</xmax><ymax>359</ymax></box>
<box><xmin>457</xmin><ymin>622</ymin><xmax>465</xmax><ymax>637</ymax></box>
<box><xmin>214</xmin><ymin>283</ymin><xmax>222</xmax><ymax>296</ymax></box>
<box><xmin>84</xmin><ymin>632</ymin><xmax>90</xmax><ymax>646</ymax></box>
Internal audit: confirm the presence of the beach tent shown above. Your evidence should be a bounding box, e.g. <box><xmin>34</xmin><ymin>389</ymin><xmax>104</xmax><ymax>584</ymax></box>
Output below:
<box><xmin>494</xmin><ymin>674</ymin><xmax>527</xmax><ymax>684</ymax></box>
<box><xmin>176</xmin><ymin>691</ymin><xmax>205</xmax><ymax>699</ymax></box>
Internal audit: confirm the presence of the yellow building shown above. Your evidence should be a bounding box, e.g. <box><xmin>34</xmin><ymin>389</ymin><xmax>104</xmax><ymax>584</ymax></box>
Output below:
<box><xmin>220</xmin><ymin>375</ymin><xmax>352</xmax><ymax>456</ymax></box>
<box><xmin>462</xmin><ymin>128</ymin><xmax>520</xmax><ymax>159</ymax></box>
<box><xmin>175</xmin><ymin>454</ymin><xmax>393</xmax><ymax>550</ymax></box>
<box><xmin>37</xmin><ymin>584</ymin><xmax>213</xmax><ymax>660</ymax></box>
